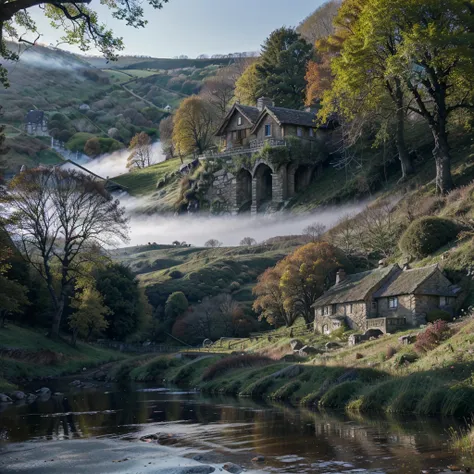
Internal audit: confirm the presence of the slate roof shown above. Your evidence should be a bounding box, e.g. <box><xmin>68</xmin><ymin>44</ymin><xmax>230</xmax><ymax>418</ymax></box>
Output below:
<box><xmin>374</xmin><ymin>265</ymin><xmax>456</xmax><ymax>297</ymax></box>
<box><xmin>313</xmin><ymin>265</ymin><xmax>399</xmax><ymax>307</ymax></box>
<box><xmin>215</xmin><ymin>104</ymin><xmax>260</xmax><ymax>136</ymax></box>
<box><xmin>25</xmin><ymin>110</ymin><xmax>44</xmax><ymax>124</ymax></box>
<box><xmin>267</xmin><ymin>106</ymin><xmax>317</xmax><ymax>127</ymax></box>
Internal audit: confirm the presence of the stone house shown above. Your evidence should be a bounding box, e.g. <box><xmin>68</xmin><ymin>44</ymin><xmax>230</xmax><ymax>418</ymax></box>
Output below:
<box><xmin>313</xmin><ymin>264</ymin><xmax>459</xmax><ymax>334</ymax></box>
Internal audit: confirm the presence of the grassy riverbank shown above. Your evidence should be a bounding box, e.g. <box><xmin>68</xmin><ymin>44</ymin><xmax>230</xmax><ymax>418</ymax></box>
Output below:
<box><xmin>0</xmin><ymin>324</ymin><xmax>125</xmax><ymax>391</ymax></box>
<box><xmin>102</xmin><ymin>315</ymin><xmax>474</xmax><ymax>417</ymax></box>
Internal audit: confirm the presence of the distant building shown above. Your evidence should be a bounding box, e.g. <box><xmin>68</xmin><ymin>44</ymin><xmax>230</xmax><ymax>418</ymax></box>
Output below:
<box><xmin>313</xmin><ymin>264</ymin><xmax>459</xmax><ymax>334</ymax></box>
<box><xmin>164</xmin><ymin>105</ymin><xmax>172</xmax><ymax>112</ymax></box>
<box><xmin>79</xmin><ymin>103</ymin><xmax>90</xmax><ymax>111</ymax></box>
<box><xmin>25</xmin><ymin>110</ymin><xmax>48</xmax><ymax>136</ymax></box>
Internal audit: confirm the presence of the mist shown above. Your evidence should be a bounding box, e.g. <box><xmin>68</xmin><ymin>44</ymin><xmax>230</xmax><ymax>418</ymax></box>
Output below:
<box><xmin>123</xmin><ymin>203</ymin><xmax>367</xmax><ymax>247</ymax></box>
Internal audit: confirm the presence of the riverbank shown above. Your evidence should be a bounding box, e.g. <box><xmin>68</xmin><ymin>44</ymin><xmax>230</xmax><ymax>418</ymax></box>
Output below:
<box><xmin>99</xmin><ymin>315</ymin><xmax>474</xmax><ymax>418</ymax></box>
<box><xmin>0</xmin><ymin>324</ymin><xmax>125</xmax><ymax>391</ymax></box>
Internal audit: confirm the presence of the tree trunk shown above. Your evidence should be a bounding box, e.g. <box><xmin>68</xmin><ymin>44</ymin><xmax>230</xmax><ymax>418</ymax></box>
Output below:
<box><xmin>50</xmin><ymin>295</ymin><xmax>65</xmax><ymax>338</ymax></box>
<box><xmin>394</xmin><ymin>80</ymin><xmax>414</xmax><ymax>180</ymax></box>
<box><xmin>431</xmin><ymin>125</ymin><xmax>453</xmax><ymax>195</ymax></box>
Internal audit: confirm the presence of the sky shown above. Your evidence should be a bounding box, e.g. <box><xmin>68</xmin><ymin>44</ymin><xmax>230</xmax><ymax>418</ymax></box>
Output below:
<box><xmin>28</xmin><ymin>0</ymin><xmax>321</xmax><ymax>58</ymax></box>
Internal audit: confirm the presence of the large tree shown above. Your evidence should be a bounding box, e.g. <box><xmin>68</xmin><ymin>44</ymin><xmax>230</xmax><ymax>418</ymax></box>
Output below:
<box><xmin>201</xmin><ymin>75</ymin><xmax>235</xmax><ymax>120</ymax></box>
<box><xmin>256</xmin><ymin>27</ymin><xmax>314</xmax><ymax>109</ymax></box>
<box><xmin>127</xmin><ymin>132</ymin><xmax>154</xmax><ymax>170</ymax></box>
<box><xmin>0</xmin><ymin>0</ymin><xmax>169</xmax><ymax>88</ymax></box>
<box><xmin>297</xmin><ymin>0</ymin><xmax>341</xmax><ymax>44</ymax></box>
<box><xmin>234</xmin><ymin>61</ymin><xmax>260</xmax><ymax>106</ymax></box>
<box><xmin>5</xmin><ymin>168</ymin><xmax>128</xmax><ymax>337</ymax></box>
<box><xmin>172</xmin><ymin>95</ymin><xmax>216</xmax><ymax>156</ymax></box>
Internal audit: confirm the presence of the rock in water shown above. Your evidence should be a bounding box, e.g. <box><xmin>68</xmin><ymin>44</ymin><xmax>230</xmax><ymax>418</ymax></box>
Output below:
<box><xmin>9</xmin><ymin>391</ymin><xmax>26</xmax><ymax>401</ymax></box>
<box><xmin>36</xmin><ymin>387</ymin><xmax>51</xmax><ymax>395</ymax></box>
<box><xmin>0</xmin><ymin>393</ymin><xmax>12</xmax><ymax>403</ymax></box>
<box><xmin>222</xmin><ymin>462</ymin><xmax>242</xmax><ymax>473</ymax></box>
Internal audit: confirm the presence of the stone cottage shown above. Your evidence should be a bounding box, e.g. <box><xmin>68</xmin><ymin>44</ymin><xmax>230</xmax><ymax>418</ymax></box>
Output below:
<box><xmin>313</xmin><ymin>264</ymin><xmax>459</xmax><ymax>334</ymax></box>
<box><xmin>24</xmin><ymin>110</ymin><xmax>48</xmax><ymax>136</ymax></box>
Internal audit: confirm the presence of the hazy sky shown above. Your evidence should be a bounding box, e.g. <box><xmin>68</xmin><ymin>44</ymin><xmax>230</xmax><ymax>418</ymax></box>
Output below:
<box><xmin>28</xmin><ymin>0</ymin><xmax>320</xmax><ymax>58</ymax></box>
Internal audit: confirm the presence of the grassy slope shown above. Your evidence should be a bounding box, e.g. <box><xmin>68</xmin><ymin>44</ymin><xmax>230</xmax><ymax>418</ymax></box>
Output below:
<box><xmin>0</xmin><ymin>325</ymin><xmax>124</xmax><ymax>391</ymax></box>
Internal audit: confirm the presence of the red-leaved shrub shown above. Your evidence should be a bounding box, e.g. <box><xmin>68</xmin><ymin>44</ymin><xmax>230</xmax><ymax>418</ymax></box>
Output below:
<box><xmin>202</xmin><ymin>354</ymin><xmax>271</xmax><ymax>381</ymax></box>
<box><xmin>414</xmin><ymin>320</ymin><xmax>452</xmax><ymax>353</ymax></box>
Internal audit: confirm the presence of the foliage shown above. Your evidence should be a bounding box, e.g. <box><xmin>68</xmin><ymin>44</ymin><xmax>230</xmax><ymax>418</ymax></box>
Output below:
<box><xmin>127</xmin><ymin>132</ymin><xmax>154</xmax><ymax>170</ymax></box>
<box><xmin>414</xmin><ymin>320</ymin><xmax>452</xmax><ymax>353</ymax></box>
<box><xmin>69</xmin><ymin>285</ymin><xmax>110</xmax><ymax>344</ymax></box>
<box><xmin>426</xmin><ymin>309</ymin><xmax>453</xmax><ymax>323</ymax></box>
<box><xmin>280</xmin><ymin>242</ymin><xmax>347</xmax><ymax>324</ymax></box>
<box><xmin>234</xmin><ymin>62</ymin><xmax>260</xmax><ymax>106</ymax></box>
<box><xmin>159</xmin><ymin>115</ymin><xmax>175</xmax><ymax>160</ymax></box>
<box><xmin>165</xmin><ymin>291</ymin><xmax>189</xmax><ymax>321</ymax></box>
<box><xmin>256</xmin><ymin>27</ymin><xmax>314</xmax><ymax>109</ymax></box>
<box><xmin>201</xmin><ymin>75</ymin><xmax>235</xmax><ymax>120</ymax></box>
<box><xmin>5</xmin><ymin>168</ymin><xmax>128</xmax><ymax>337</ymax></box>
<box><xmin>303</xmin><ymin>223</ymin><xmax>326</xmax><ymax>242</ymax></box>
<box><xmin>240</xmin><ymin>237</ymin><xmax>257</xmax><ymax>246</ymax></box>
<box><xmin>172</xmin><ymin>95</ymin><xmax>216</xmax><ymax>155</ymax></box>
<box><xmin>84</xmin><ymin>137</ymin><xmax>123</xmax><ymax>157</ymax></box>
<box><xmin>305</xmin><ymin>57</ymin><xmax>333</xmax><ymax>106</ymax></box>
<box><xmin>297</xmin><ymin>0</ymin><xmax>341</xmax><ymax>44</ymax></box>
<box><xmin>202</xmin><ymin>354</ymin><xmax>272</xmax><ymax>381</ymax></box>
<box><xmin>95</xmin><ymin>264</ymin><xmax>148</xmax><ymax>341</ymax></box>
<box><xmin>399</xmin><ymin>217</ymin><xmax>459</xmax><ymax>258</ymax></box>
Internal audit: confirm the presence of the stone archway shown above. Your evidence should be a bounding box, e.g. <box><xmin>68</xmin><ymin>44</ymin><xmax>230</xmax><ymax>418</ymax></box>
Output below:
<box><xmin>287</xmin><ymin>163</ymin><xmax>314</xmax><ymax>197</ymax></box>
<box><xmin>253</xmin><ymin>163</ymin><xmax>273</xmax><ymax>212</ymax></box>
<box><xmin>235</xmin><ymin>168</ymin><xmax>252</xmax><ymax>212</ymax></box>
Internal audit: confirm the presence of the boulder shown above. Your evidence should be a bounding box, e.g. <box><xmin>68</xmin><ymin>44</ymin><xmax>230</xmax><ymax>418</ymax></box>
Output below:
<box><xmin>364</xmin><ymin>329</ymin><xmax>384</xmax><ymax>339</ymax></box>
<box><xmin>0</xmin><ymin>393</ymin><xmax>12</xmax><ymax>403</ymax></box>
<box><xmin>398</xmin><ymin>334</ymin><xmax>416</xmax><ymax>345</ymax></box>
<box><xmin>300</xmin><ymin>345</ymin><xmax>323</xmax><ymax>355</ymax></box>
<box><xmin>36</xmin><ymin>387</ymin><xmax>51</xmax><ymax>395</ymax></box>
<box><xmin>26</xmin><ymin>393</ymin><xmax>37</xmax><ymax>403</ymax></box>
<box><xmin>70</xmin><ymin>380</ymin><xmax>82</xmax><ymax>386</ymax></box>
<box><xmin>290</xmin><ymin>339</ymin><xmax>304</xmax><ymax>351</ymax></box>
<box><xmin>222</xmin><ymin>462</ymin><xmax>242</xmax><ymax>474</ymax></box>
<box><xmin>9</xmin><ymin>391</ymin><xmax>26</xmax><ymax>401</ymax></box>
<box><xmin>348</xmin><ymin>334</ymin><xmax>366</xmax><ymax>346</ymax></box>
<box><xmin>325</xmin><ymin>342</ymin><xmax>341</xmax><ymax>350</ymax></box>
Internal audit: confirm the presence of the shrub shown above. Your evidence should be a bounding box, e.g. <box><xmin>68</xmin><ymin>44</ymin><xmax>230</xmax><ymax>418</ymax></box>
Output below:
<box><xmin>393</xmin><ymin>351</ymin><xmax>419</xmax><ymax>367</ymax></box>
<box><xmin>229</xmin><ymin>281</ymin><xmax>241</xmax><ymax>292</ymax></box>
<box><xmin>414</xmin><ymin>320</ymin><xmax>452</xmax><ymax>353</ymax></box>
<box><xmin>399</xmin><ymin>216</ymin><xmax>458</xmax><ymax>257</ymax></box>
<box><xmin>169</xmin><ymin>270</ymin><xmax>183</xmax><ymax>279</ymax></box>
<box><xmin>355</xmin><ymin>353</ymin><xmax>364</xmax><ymax>360</ymax></box>
<box><xmin>385</xmin><ymin>346</ymin><xmax>397</xmax><ymax>360</ymax></box>
<box><xmin>426</xmin><ymin>309</ymin><xmax>453</xmax><ymax>323</ymax></box>
<box><xmin>202</xmin><ymin>355</ymin><xmax>272</xmax><ymax>381</ymax></box>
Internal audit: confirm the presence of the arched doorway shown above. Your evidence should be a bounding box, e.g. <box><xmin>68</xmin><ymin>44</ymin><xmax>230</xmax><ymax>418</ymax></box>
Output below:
<box><xmin>254</xmin><ymin>163</ymin><xmax>272</xmax><ymax>212</ymax></box>
<box><xmin>236</xmin><ymin>168</ymin><xmax>252</xmax><ymax>212</ymax></box>
<box><xmin>294</xmin><ymin>164</ymin><xmax>312</xmax><ymax>193</ymax></box>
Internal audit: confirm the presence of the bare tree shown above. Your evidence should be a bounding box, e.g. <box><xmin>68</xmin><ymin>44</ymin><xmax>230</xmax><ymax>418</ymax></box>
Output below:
<box><xmin>204</xmin><ymin>239</ymin><xmax>222</xmax><ymax>248</ymax></box>
<box><xmin>201</xmin><ymin>76</ymin><xmax>235</xmax><ymax>120</ymax></box>
<box><xmin>159</xmin><ymin>116</ymin><xmax>175</xmax><ymax>160</ymax></box>
<box><xmin>302</xmin><ymin>223</ymin><xmax>326</xmax><ymax>242</ymax></box>
<box><xmin>240</xmin><ymin>237</ymin><xmax>257</xmax><ymax>246</ymax></box>
<box><xmin>5</xmin><ymin>168</ymin><xmax>129</xmax><ymax>337</ymax></box>
<box><xmin>297</xmin><ymin>0</ymin><xmax>341</xmax><ymax>44</ymax></box>
<box><xmin>127</xmin><ymin>132</ymin><xmax>154</xmax><ymax>170</ymax></box>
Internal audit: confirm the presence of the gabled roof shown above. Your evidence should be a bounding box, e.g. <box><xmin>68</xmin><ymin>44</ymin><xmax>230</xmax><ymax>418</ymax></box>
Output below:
<box><xmin>313</xmin><ymin>265</ymin><xmax>399</xmax><ymax>307</ymax></box>
<box><xmin>215</xmin><ymin>103</ymin><xmax>260</xmax><ymax>136</ymax></box>
<box><xmin>374</xmin><ymin>264</ymin><xmax>456</xmax><ymax>297</ymax></box>
<box><xmin>250</xmin><ymin>106</ymin><xmax>317</xmax><ymax>134</ymax></box>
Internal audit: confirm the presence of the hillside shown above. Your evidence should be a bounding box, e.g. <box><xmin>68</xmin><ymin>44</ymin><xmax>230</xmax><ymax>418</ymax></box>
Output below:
<box><xmin>0</xmin><ymin>44</ymin><xmax>229</xmax><ymax>174</ymax></box>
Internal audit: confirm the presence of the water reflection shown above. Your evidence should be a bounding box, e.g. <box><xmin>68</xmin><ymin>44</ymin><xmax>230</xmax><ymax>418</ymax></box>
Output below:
<box><xmin>0</xmin><ymin>383</ymin><xmax>466</xmax><ymax>473</ymax></box>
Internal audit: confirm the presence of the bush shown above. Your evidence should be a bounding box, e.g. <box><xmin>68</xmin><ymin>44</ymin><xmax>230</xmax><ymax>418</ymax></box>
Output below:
<box><xmin>414</xmin><ymin>320</ymin><xmax>452</xmax><ymax>353</ymax></box>
<box><xmin>169</xmin><ymin>270</ymin><xmax>183</xmax><ymax>279</ymax></box>
<box><xmin>202</xmin><ymin>355</ymin><xmax>272</xmax><ymax>381</ymax></box>
<box><xmin>399</xmin><ymin>216</ymin><xmax>459</xmax><ymax>257</ymax></box>
<box><xmin>426</xmin><ymin>309</ymin><xmax>453</xmax><ymax>323</ymax></box>
<box><xmin>229</xmin><ymin>281</ymin><xmax>241</xmax><ymax>292</ymax></box>
<box><xmin>385</xmin><ymin>346</ymin><xmax>397</xmax><ymax>360</ymax></box>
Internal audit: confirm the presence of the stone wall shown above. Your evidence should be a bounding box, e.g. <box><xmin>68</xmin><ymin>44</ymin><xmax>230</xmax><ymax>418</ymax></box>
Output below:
<box><xmin>254</xmin><ymin>115</ymin><xmax>283</xmax><ymax>141</ymax></box>
<box><xmin>225</xmin><ymin>112</ymin><xmax>254</xmax><ymax>148</ymax></box>
<box><xmin>207</xmin><ymin>168</ymin><xmax>236</xmax><ymax>213</ymax></box>
<box><xmin>377</xmin><ymin>294</ymin><xmax>416</xmax><ymax>324</ymax></box>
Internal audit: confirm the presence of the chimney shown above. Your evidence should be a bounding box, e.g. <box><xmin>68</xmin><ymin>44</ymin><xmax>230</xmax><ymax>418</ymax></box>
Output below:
<box><xmin>335</xmin><ymin>269</ymin><xmax>346</xmax><ymax>286</ymax></box>
<box><xmin>257</xmin><ymin>96</ymin><xmax>274</xmax><ymax>111</ymax></box>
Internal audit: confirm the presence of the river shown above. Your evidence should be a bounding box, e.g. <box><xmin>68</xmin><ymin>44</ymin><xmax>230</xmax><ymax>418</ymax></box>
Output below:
<box><xmin>0</xmin><ymin>381</ymin><xmax>468</xmax><ymax>473</ymax></box>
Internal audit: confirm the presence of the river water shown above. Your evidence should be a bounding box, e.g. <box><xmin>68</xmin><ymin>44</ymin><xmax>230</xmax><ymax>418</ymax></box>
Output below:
<box><xmin>0</xmin><ymin>382</ymin><xmax>468</xmax><ymax>473</ymax></box>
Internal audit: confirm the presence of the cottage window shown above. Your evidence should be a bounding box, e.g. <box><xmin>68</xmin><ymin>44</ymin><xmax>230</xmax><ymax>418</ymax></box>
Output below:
<box><xmin>265</xmin><ymin>124</ymin><xmax>272</xmax><ymax>137</ymax></box>
<box><xmin>440</xmin><ymin>296</ymin><xmax>448</xmax><ymax>306</ymax></box>
<box><xmin>309</xmin><ymin>128</ymin><xmax>315</xmax><ymax>137</ymax></box>
<box><xmin>388</xmin><ymin>297</ymin><xmax>398</xmax><ymax>309</ymax></box>
<box><xmin>323</xmin><ymin>306</ymin><xmax>330</xmax><ymax>315</ymax></box>
<box><xmin>346</xmin><ymin>303</ymin><xmax>353</xmax><ymax>314</ymax></box>
<box><xmin>237</xmin><ymin>116</ymin><xmax>242</xmax><ymax>126</ymax></box>
<box><xmin>297</xmin><ymin>127</ymin><xmax>303</xmax><ymax>137</ymax></box>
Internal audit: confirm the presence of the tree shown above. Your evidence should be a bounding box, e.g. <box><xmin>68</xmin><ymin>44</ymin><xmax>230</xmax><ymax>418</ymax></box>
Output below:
<box><xmin>234</xmin><ymin>61</ymin><xmax>261</xmax><ymax>106</ymax></box>
<box><xmin>201</xmin><ymin>76</ymin><xmax>235</xmax><ymax>120</ymax></box>
<box><xmin>303</xmin><ymin>223</ymin><xmax>326</xmax><ymax>242</ymax></box>
<box><xmin>165</xmin><ymin>291</ymin><xmax>189</xmax><ymax>326</ymax></box>
<box><xmin>297</xmin><ymin>0</ymin><xmax>341</xmax><ymax>44</ymax></box>
<box><xmin>319</xmin><ymin>0</ymin><xmax>416</xmax><ymax>180</ymax></box>
<box><xmin>253</xmin><ymin>263</ymin><xmax>297</xmax><ymax>327</ymax></box>
<box><xmin>172</xmin><ymin>96</ymin><xmax>216</xmax><ymax>156</ymax></box>
<box><xmin>0</xmin><ymin>0</ymin><xmax>170</xmax><ymax>88</ymax></box>
<box><xmin>95</xmin><ymin>263</ymin><xmax>149</xmax><ymax>340</ymax></box>
<box><xmin>240</xmin><ymin>237</ymin><xmax>257</xmax><ymax>246</ymax></box>
<box><xmin>256</xmin><ymin>27</ymin><xmax>314</xmax><ymax>109</ymax></box>
<box><xmin>84</xmin><ymin>137</ymin><xmax>102</xmax><ymax>158</ymax></box>
<box><xmin>204</xmin><ymin>238</ymin><xmax>222</xmax><ymax>248</ymax></box>
<box><xmin>127</xmin><ymin>132</ymin><xmax>154</xmax><ymax>170</ymax></box>
<box><xmin>159</xmin><ymin>115</ymin><xmax>175</xmax><ymax>160</ymax></box>
<box><xmin>280</xmin><ymin>242</ymin><xmax>345</xmax><ymax>325</ymax></box>
<box><xmin>5</xmin><ymin>168</ymin><xmax>128</xmax><ymax>337</ymax></box>
<box><xmin>69</xmin><ymin>284</ymin><xmax>110</xmax><ymax>345</ymax></box>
